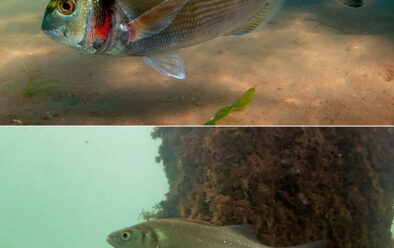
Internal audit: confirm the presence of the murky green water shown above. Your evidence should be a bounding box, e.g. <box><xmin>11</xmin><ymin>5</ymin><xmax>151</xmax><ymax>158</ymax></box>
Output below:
<box><xmin>0</xmin><ymin>0</ymin><xmax>393</xmax><ymax>125</ymax></box>
<box><xmin>0</xmin><ymin>127</ymin><xmax>168</xmax><ymax>248</ymax></box>
<box><xmin>0</xmin><ymin>127</ymin><xmax>393</xmax><ymax>247</ymax></box>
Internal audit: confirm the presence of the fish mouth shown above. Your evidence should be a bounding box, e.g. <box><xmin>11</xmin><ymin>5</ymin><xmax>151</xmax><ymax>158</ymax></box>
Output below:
<box><xmin>106</xmin><ymin>236</ymin><xmax>115</xmax><ymax>247</ymax></box>
<box><xmin>43</xmin><ymin>29</ymin><xmax>65</xmax><ymax>41</ymax></box>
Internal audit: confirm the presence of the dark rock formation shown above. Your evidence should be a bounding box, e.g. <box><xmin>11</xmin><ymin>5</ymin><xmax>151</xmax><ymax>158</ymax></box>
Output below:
<box><xmin>151</xmin><ymin>128</ymin><xmax>393</xmax><ymax>248</ymax></box>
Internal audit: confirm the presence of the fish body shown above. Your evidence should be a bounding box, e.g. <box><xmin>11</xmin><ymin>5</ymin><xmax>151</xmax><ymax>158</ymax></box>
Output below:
<box><xmin>41</xmin><ymin>0</ymin><xmax>363</xmax><ymax>79</ymax></box>
<box><xmin>109</xmin><ymin>0</ymin><xmax>274</xmax><ymax>56</ymax></box>
<box><xmin>42</xmin><ymin>0</ymin><xmax>285</xmax><ymax>79</ymax></box>
<box><xmin>42</xmin><ymin>0</ymin><xmax>278</xmax><ymax>55</ymax></box>
<box><xmin>107</xmin><ymin>218</ymin><xmax>328</xmax><ymax>248</ymax></box>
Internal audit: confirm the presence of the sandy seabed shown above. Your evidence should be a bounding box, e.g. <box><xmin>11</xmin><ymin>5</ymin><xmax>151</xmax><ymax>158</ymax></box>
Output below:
<box><xmin>0</xmin><ymin>0</ymin><xmax>393</xmax><ymax>125</ymax></box>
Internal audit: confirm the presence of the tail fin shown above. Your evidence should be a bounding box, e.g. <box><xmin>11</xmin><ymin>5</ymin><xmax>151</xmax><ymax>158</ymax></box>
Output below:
<box><xmin>289</xmin><ymin>240</ymin><xmax>329</xmax><ymax>248</ymax></box>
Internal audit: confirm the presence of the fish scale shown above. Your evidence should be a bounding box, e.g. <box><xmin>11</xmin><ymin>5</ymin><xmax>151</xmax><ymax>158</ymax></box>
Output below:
<box><xmin>42</xmin><ymin>0</ymin><xmax>285</xmax><ymax>78</ymax></box>
<box><xmin>107</xmin><ymin>0</ymin><xmax>272</xmax><ymax>56</ymax></box>
<box><xmin>42</xmin><ymin>0</ymin><xmax>363</xmax><ymax>78</ymax></box>
<box><xmin>141</xmin><ymin>219</ymin><xmax>269</xmax><ymax>248</ymax></box>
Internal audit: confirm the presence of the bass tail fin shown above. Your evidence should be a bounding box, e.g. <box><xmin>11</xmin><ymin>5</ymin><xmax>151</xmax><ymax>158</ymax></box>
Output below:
<box><xmin>228</xmin><ymin>0</ymin><xmax>285</xmax><ymax>36</ymax></box>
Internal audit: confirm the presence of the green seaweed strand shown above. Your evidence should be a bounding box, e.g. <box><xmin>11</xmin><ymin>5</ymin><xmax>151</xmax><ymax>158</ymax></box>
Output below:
<box><xmin>205</xmin><ymin>88</ymin><xmax>255</xmax><ymax>125</ymax></box>
<box><xmin>24</xmin><ymin>79</ymin><xmax>75</xmax><ymax>96</ymax></box>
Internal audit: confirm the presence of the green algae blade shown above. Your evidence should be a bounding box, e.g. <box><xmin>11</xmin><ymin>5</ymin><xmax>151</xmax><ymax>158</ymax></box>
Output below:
<box><xmin>231</xmin><ymin>87</ymin><xmax>256</xmax><ymax>109</ymax></box>
<box><xmin>205</xmin><ymin>88</ymin><xmax>255</xmax><ymax>125</ymax></box>
<box><xmin>24</xmin><ymin>79</ymin><xmax>75</xmax><ymax>96</ymax></box>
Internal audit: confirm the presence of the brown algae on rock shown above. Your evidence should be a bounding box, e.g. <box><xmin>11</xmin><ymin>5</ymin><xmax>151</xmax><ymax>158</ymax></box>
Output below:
<box><xmin>150</xmin><ymin>128</ymin><xmax>394</xmax><ymax>248</ymax></box>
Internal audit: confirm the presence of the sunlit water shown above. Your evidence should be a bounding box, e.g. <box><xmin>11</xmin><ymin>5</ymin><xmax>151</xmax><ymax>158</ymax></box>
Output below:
<box><xmin>0</xmin><ymin>127</ymin><xmax>168</xmax><ymax>248</ymax></box>
<box><xmin>0</xmin><ymin>0</ymin><xmax>393</xmax><ymax>125</ymax></box>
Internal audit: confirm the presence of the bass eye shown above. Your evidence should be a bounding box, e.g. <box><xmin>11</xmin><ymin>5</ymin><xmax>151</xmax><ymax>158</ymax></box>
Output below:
<box><xmin>120</xmin><ymin>231</ymin><xmax>132</xmax><ymax>241</ymax></box>
<box><xmin>58</xmin><ymin>0</ymin><xmax>75</xmax><ymax>15</ymax></box>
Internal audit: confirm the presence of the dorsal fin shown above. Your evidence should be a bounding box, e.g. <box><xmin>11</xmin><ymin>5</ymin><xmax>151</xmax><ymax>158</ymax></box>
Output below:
<box><xmin>176</xmin><ymin>218</ymin><xmax>214</xmax><ymax>226</ymax></box>
<box><xmin>121</xmin><ymin>0</ymin><xmax>188</xmax><ymax>42</ymax></box>
<box><xmin>154</xmin><ymin>218</ymin><xmax>214</xmax><ymax>226</ymax></box>
<box><xmin>228</xmin><ymin>0</ymin><xmax>285</xmax><ymax>36</ymax></box>
<box><xmin>221</xmin><ymin>225</ymin><xmax>261</xmax><ymax>243</ymax></box>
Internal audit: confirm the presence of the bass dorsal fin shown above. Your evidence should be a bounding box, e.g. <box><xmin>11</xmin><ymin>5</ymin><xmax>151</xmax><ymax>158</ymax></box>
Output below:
<box><xmin>176</xmin><ymin>218</ymin><xmax>214</xmax><ymax>226</ymax></box>
<box><xmin>154</xmin><ymin>218</ymin><xmax>214</xmax><ymax>226</ymax></box>
<box><xmin>221</xmin><ymin>225</ymin><xmax>261</xmax><ymax>243</ymax></box>
<box><xmin>222</xmin><ymin>225</ymin><xmax>329</xmax><ymax>248</ymax></box>
<box><xmin>228</xmin><ymin>0</ymin><xmax>285</xmax><ymax>36</ymax></box>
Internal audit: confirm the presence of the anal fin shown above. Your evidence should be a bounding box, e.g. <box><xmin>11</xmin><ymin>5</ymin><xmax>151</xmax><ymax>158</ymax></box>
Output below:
<box><xmin>143</xmin><ymin>51</ymin><xmax>186</xmax><ymax>80</ymax></box>
<box><xmin>228</xmin><ymin>0</ymin><xmax>285</xmax><ymax>36</ymax></box>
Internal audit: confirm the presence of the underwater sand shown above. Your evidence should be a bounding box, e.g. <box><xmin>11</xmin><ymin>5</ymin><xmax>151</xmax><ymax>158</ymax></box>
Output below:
<box><xmin>0</xmin><ymin>0</ymin><xmax>393</xmax><ymax>125</ymax></box>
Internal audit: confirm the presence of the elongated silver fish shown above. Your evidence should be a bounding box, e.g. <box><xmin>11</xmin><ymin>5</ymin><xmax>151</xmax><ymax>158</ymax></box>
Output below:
<box><xmin>107</xmin><ymin>218</ymin><xmax>328</xmax><ymax>248</ymax></box>
<box><xmin>41</xmin><ymin>0</ymin><xmax>363</xmax><ymax>79</ymax></box>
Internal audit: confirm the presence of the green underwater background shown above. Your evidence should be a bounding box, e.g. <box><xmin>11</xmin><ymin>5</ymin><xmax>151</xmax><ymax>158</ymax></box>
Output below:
<box><xmin>0</xmin><ymin>127</ymin><xmax>393</xmax><ymax>248</ymax></box>
<box><xmin>0</xmin><ymin>127</ymin><xmax>168</xmax><ymax>248</ymax></box>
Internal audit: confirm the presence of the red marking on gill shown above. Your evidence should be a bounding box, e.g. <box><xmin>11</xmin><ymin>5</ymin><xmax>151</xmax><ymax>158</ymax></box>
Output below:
<box><xmin>92</xmin><ymin>9</ymin><xmax>113</xmax><ymax>43</ymax></box>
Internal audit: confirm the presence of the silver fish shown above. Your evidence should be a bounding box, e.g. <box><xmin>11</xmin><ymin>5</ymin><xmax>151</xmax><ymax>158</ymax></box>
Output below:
<box><xmin>107</xmin><ymin>218</ymin><xmax>328</xmax><ymax>248</ymax></box>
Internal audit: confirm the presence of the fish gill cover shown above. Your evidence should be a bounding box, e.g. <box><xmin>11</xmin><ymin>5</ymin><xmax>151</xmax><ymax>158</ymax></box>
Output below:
<box><xmin>150</xmin><ymin>128</ymin><xmax>394</xmax><ymax>248</ymax></box>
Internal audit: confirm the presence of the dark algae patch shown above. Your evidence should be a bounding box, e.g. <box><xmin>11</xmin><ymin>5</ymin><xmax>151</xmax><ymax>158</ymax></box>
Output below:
<box><xmin>205</xmin><ymin>88</ymin><xmax>255</xmax><ymax>125</ymax></box>
<box><xmin>151</xmin><ymin>128</ymin><xmax>394</xmax><ymax>248</ymax></box>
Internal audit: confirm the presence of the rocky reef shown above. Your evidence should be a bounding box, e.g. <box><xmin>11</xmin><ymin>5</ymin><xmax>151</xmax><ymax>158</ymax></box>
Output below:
<box><xmin>151</xmin><ymin>128</ymin><xmax>393</xmax><ymax>248</ymax></box>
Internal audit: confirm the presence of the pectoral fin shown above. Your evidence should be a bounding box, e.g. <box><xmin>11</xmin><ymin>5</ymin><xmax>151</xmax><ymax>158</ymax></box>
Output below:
<box><xmin>121</xmin><ymin>0</ymin><xmax>187</xmax><ymax>43</ymax></box>
<box><xmin>143</xmin><ymin>51</ymin><xmax>186</xmax><ymax>80</ymax></box>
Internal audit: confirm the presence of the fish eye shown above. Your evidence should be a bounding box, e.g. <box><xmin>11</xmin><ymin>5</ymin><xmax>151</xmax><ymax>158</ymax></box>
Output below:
<box><xmin>120</xmin><ymin>231</ymin><xmax>132</xmax><ymax>241</ymax></box>
<box><xmin>58</xmin><ymin>0</ymin><xmax>76</xmax><ymax>15</ymax></box>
